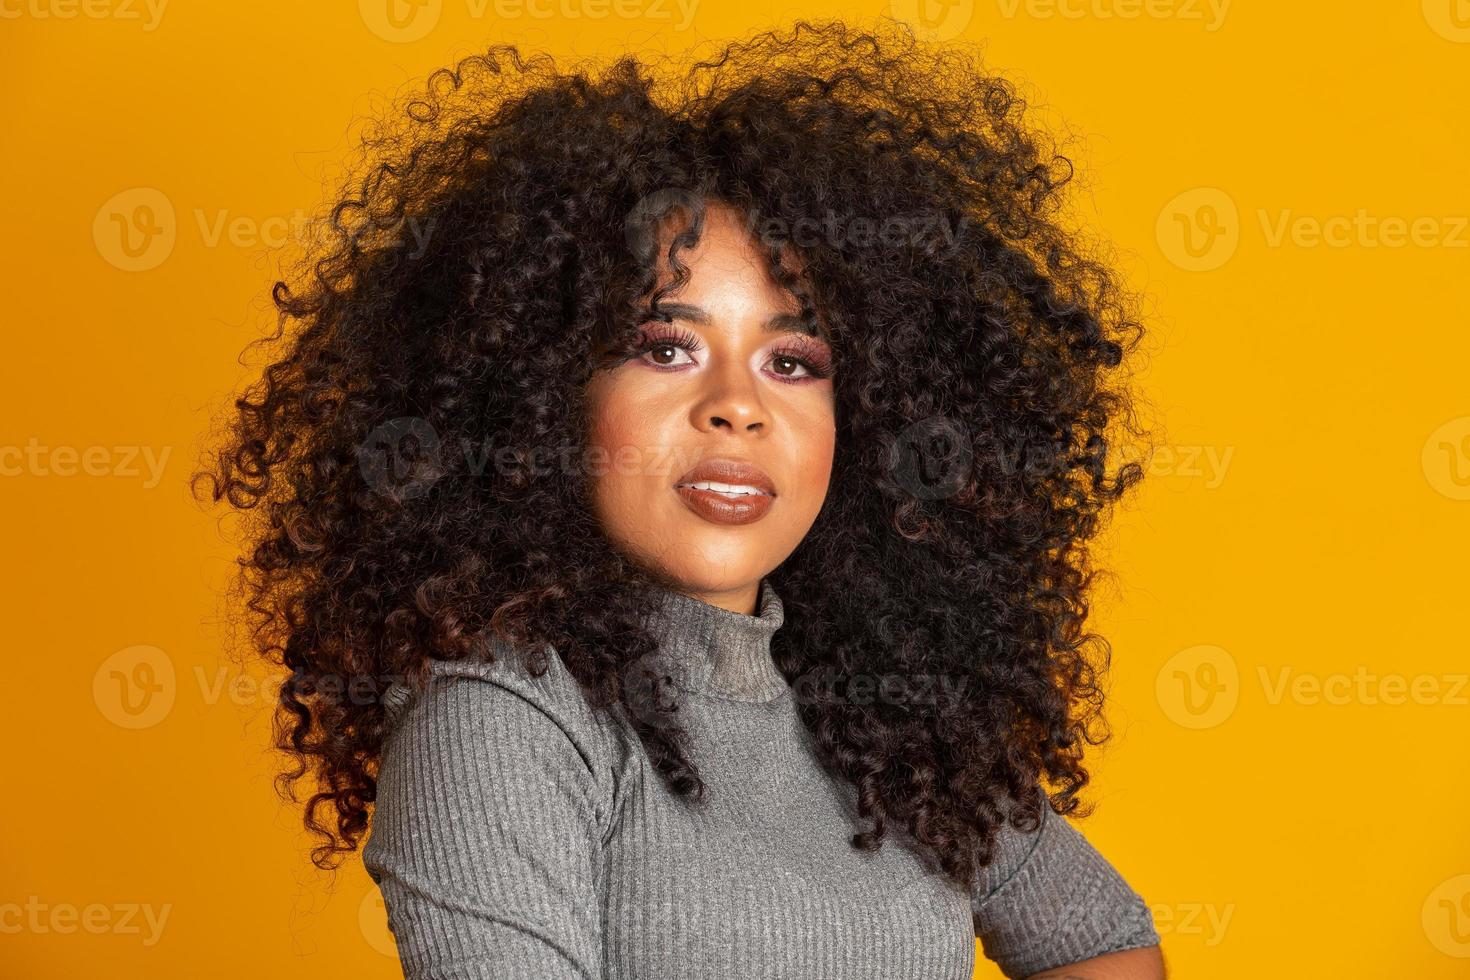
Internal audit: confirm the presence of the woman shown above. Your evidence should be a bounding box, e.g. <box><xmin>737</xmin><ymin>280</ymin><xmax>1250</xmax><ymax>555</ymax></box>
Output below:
<box><xmin>196</xmin><ymin>18</ymin><xmax>1164</xmax><ymax>979</ymax></box>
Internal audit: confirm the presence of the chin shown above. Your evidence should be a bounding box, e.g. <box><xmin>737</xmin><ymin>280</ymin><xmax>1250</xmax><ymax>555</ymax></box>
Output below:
<box><xmin>600</xmin><ymin>490</ymin><xmax>807</xmax><ymax>594</ymax></box>
<box><xmin>661</xmin><ymin>547</ymin><xmax>768</xmax><ymax>594</ymax></box>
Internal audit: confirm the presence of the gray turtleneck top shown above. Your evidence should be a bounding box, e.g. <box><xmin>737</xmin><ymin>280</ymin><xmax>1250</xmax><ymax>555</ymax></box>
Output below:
<box><xmin>363</xmin><ymin>577</ymin><xmax>1160</xmax><ymax>979</ymax></box>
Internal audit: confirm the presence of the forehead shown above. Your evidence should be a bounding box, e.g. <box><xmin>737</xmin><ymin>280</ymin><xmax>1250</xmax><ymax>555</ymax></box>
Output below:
<box><xmin>645</xmin><ymin>203</ymin><xmax>824</xmax><ymax>335</ymax></box>
<box><xmin>650</xmin><ymin>204</ymin><xmax>778</xmax><ymax>278</ymax></box>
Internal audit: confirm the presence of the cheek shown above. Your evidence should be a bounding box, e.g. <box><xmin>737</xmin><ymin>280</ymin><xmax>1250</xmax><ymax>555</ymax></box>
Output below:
<box><xmin>808</xmin><ymin>428</ymin><xmax>837</xmax><ymax>498</ymax></box>
<box><xmin>789</xmin><ymin>398</ymin><xmax>837</xmax><ymax>505</ymax></box>
<box><xmin>588</xmin><ymin>397</ymin><xmax>630</xmax><ymax>489</ymax></box>
<box><xmin>586</xmin><ymin>396</ymin><xmax>623</xmax><ymax>464</ymax></box>
<box><xmin>584</xmin><ymin>377</ymin><xmax>669</xmax><ymax>515</ymax></box>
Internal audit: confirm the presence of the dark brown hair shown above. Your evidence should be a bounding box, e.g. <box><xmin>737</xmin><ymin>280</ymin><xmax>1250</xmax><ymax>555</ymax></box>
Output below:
<box><xmin>194</xmin><ymin>17</ymin><xmax>1153</xmax><ymax>891</ymax></box>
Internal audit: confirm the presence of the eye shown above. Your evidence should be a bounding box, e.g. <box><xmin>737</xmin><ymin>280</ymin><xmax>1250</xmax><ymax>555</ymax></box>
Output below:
<box><xmin>765</xmin><ymin>339</ymin><xmax>835</xmax><ymax>383</ymax></box>
<box><xmin>769</xmin><ymin>353</ymin><xmax>812</xmax><ymax>378</ymax></box>
<box><xmin>634</xmin><ymin>325</ymin><xmax>702</xmax><ymax>369</ymax></box>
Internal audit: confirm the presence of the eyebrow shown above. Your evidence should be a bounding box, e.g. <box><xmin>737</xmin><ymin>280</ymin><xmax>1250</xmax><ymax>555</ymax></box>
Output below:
<box><xmin>644</xmin><ymin>301</ymin><xmax>823</xmax><ymax>340</ymax></box>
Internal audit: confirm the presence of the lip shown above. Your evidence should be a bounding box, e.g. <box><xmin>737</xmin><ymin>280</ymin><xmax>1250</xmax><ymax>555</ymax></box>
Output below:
<box><xmin>673</xmin><ymin>457</ymin><xmax>777</xmax><ymax>526</ymax></box>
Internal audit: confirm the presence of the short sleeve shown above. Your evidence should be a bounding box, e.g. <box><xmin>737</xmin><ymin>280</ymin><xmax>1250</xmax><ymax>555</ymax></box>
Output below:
<box><xmin>971</xmin><ymin>791</ymin><xmax>1160</xmax><ymax>978</ymax></box>
<box><xmin>363</xmin><ymin>655</ymin><xmax>611</xmax><ymax>979</ymax></box>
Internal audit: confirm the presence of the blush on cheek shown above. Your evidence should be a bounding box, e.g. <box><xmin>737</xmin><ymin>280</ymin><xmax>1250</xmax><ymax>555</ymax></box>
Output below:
<box><xmin>793</xmin><ymin>425</ymin><xmax>836</xmax><ymax>506</ymax></box>
<box><xmin>583</xmin><ymin>386</ymin><xmax>674</xmax><ymax>560</ymax></box>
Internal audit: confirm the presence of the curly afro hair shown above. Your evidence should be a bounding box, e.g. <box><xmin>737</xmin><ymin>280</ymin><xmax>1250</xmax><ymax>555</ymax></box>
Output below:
<box><xmin>193</xmin><ymin>16</ymin><xmax>1154</xmax><ymax>893</ymax></box>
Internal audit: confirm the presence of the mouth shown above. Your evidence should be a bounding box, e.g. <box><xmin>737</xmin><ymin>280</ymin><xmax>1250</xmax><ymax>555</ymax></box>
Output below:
<box><xmin>673</xmin><ymin>458</ymin><xmax>777</xmax><ymax>526</ymax></box>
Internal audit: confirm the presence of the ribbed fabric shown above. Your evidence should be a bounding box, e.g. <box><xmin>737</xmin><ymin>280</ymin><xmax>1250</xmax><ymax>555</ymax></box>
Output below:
<box><xmin>364</xmin><ymin>577</ymin><xmax>1160</xmax><ymax>979</ymax></box>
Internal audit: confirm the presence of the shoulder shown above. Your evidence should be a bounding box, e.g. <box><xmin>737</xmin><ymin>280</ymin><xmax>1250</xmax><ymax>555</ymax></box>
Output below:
<box><xmin>384</xmin><ymin>640</ymin><xmax>596</xmax><ymax>724</ymax></box>
<box><xmin>971</xmin><ymin>791</ymin><xmax>1054</xmax><ymax>903</ymax></box>
<box><xmin>378</xmin><ymin>640</ymin><xmax>634</xmax><ymax>817</ymax></box>
<box><xmin>364</xmin><ymin>643</ymin><xmax>627</xmax><ymax>978</ymax></box>
<box><xmin>972</xmin><ymin>789</ymin><xmax>1159</xmax><ymax>977</ymax></box>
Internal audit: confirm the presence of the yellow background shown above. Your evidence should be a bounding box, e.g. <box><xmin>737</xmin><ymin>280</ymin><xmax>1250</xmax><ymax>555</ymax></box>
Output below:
<box><xmin>2</xmin><ymin>2</ymin><xmax>1467</xmax><ymax>977</ymax></box>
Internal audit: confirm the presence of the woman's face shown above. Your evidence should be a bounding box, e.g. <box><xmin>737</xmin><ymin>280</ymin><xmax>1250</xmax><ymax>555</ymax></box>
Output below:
<box><xmin>583</xmin><ymin>203</ymin><xmax>837</xmax><ymax>614</ymax></box>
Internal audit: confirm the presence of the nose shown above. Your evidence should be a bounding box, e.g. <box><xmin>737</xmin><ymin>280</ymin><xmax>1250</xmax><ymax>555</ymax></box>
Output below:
<box><xmin>690</xmin><ymin>360</ymin><xmax>769</xmax><ymax>434</ymax></box>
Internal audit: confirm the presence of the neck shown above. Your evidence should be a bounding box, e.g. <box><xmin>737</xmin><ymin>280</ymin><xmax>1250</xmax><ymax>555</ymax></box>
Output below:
<box><xmin>642</xmin><ymin>576</ymin><xmax>788</xmax><ymax>702</ymax></box>
<box><xmin>682</xmin><ymin>580</ymin><xmax>761</xmax><ymax>616</ymax></box>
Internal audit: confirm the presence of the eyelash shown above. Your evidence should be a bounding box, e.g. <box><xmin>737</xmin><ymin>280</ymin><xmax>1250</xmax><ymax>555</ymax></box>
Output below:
<box><xmin>633</xmin><ymin>325</ymin><xmax>835</xmax><ymax>383</ymax></box>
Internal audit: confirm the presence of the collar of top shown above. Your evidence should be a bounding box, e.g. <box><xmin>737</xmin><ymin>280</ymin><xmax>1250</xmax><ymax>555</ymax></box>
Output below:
<box><xmin>644</xmin><ymin>576</ymin><xmax>788</xmax><ymax>703</ymax></box>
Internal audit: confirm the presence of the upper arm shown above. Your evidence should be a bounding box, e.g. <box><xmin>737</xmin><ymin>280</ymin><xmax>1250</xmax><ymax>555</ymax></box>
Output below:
<box><xmin>972</xmin><ymin>792</ymin><xmax>1161</xmax><ymax>979</ymax></box>
<box><xmin>363</xmin><ymin>665</ymin><xmax>609</xmax><ymax>980</ymax></box>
